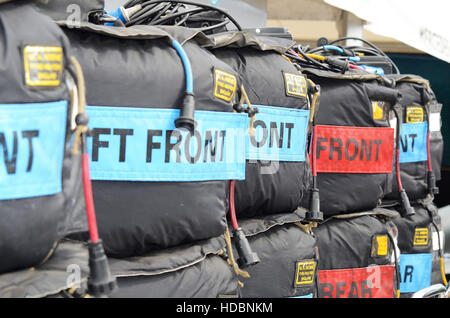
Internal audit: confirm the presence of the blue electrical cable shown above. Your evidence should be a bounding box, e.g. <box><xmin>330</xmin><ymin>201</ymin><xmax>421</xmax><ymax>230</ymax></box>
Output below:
<box><xmin>103</xmin><ymin>20</ymin><xmax>196</xmax><ymax>129</ymax></box>
<box><xmin>171</xmin><ymin>39</ymin><xmax>194</xmax><ymax>94</ymax></box>
<box><xmin>323</xmin><ymin>45</ymin><xmax>344</xmax><ymax>54</ymax></box>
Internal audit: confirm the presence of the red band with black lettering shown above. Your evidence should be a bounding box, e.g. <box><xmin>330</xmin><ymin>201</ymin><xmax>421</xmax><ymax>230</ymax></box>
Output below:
<box><xmin>312</xmin><ymin>125</ymin><xmax>395</xmax><ymax>174</ymax></box>
<box><xmin>318</xmin><ymin>265</ymin><xmax>395</xmax><ymax>298</ymax></box>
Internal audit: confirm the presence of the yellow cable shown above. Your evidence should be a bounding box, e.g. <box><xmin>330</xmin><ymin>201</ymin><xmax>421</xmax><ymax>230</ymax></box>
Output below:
<box><xmin>306</xmin><ymin>53</ymin><xmax>326</xmax><ymax>62</ymax></box>
<box><xmin>307</xmin><ymin>79</ymin><xmax>320</xmax><ymax>130</ymax></box>
<box><xmin>441</xmin><ymin>257</ymin><xmax>448</xmax><ymax>286</ymax></box>
<box><xmin>70</xmin><ymin>56</ymin><xmax>88</xmax><ymax>156</ymax></box>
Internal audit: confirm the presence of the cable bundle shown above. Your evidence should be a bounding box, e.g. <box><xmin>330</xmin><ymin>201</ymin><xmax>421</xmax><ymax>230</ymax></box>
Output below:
<box><xmin>286</xmin><ymin>37</ymin><xmax>400</xmax><ymax>75</ymax></box>
<box><xmin>102</xmin><ymin>0</ymin><xmax>242</xmax><ymax>34</ymax></box>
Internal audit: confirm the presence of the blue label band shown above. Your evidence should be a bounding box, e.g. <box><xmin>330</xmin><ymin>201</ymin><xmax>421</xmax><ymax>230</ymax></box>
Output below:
<box><xmin>85</xmin><ymin>106</ymin><xmax>248</xmax><ymax>181</ymax></box>
<box><xmin>399</xmin><ymin>253</ymin><xmax>432</xmax><ymax>293</ymax></box>
<box><xmin>0</xmin><ymin>101</ymin><xmax>67</xmax><ymax>200</ymax></box>
<box><xmin>246</xmin><ymin>105</ymin><xmax>309</xmax><ymax>162</ymax></box>
<box><xmin>399</xmin><ymin>122</ymin><xmax>428</xmax><ymax>163</ymax></box>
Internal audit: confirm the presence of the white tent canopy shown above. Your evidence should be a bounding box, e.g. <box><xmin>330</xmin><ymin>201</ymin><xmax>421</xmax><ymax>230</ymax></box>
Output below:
<box><xmin>324</xmin><ymin>0</ymin><xmax>450</xmax><ymax>63</ymax></box>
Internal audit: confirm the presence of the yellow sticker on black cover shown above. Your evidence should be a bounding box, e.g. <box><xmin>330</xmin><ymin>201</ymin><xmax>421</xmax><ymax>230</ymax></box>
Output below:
<box><xmin>406</xmin><ymin>107</ymin><xmax>424</xmax><ymax>123</ymax></box>
<box><xmin>372</xmin><ymin>101</ymin><xmax>385</xmax><ymax>120</ymax></box>
<box><xmin>284</xmin><ymin>72</ymin><xmax>307</xmax><ymax>98</ymax></box>
<box><xmin>214</xmin><ymin>69</ymin><xmax>237</xmax><ymax>102</ymax></box>
<box><xmin>371</xmin><ymin>235</ymin><xmax>389</xmax><ymax>257</ymax></box>
<box><xmin>294</xmin><ymin>260</ymin><xmax>316</xmax><ymax>287</ymax></box>
<box><xmin>413</xmin><ymin>227</ymin><xmax>429</xmax><ymax>246</ymax></box>
<box><xmin>23</xmin><ymin>45</ymin><xmax>63</xmax><ymax>87</ymax></box>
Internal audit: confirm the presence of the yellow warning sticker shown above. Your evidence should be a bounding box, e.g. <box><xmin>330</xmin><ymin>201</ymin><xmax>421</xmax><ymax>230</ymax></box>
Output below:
<box><xmin>214</xmin><ymin>69</ymin><xmax>237</xmax><ymax>102</ymax></box>
<box><xmin>294</xmin><ymin>260</ymin><xmax>316</xmax><ymax>287</ymax></box>
<box><xmin>413</xmin><ymin>227</ymin><xmax>429</xmax><ymax>246</ymax></box>
<box><xmin>406</xmin><ymin>107</ymin><xmax>424</xmax><ymax>123</ymax></box>
<box><xmin>371</xmin><ymin>235</ymin><xmax>389</xmax><ymax>257</ymax></box>
<box><xmin>23</xmin><ymin>45</ymin><xmax>63</xmax><ymax>87</ymax></box>
<box><xmin>372</xmin><ymin>101</ymin><xmax>385</xmax><ymax>120</ymax></box>
<box><xmin>284</xmin><ymin>72</ymin><xmax>307</xmax><ymax>98</ymax></box>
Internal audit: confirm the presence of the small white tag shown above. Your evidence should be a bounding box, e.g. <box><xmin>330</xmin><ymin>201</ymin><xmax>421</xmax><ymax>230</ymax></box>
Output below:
<box><xmin>429</xmin><ymin>113</ymin><xmax>441</xmax><ymax>132</ymax></box>
<box><xmin>389</xmin><ymin>117</ymin><xmax>397</xmax><ymax>137</ymax></box>
<box><xmin>432</xmin><ymin>230</ymin><xmax>444</xmax><ymax>251</ymax></box>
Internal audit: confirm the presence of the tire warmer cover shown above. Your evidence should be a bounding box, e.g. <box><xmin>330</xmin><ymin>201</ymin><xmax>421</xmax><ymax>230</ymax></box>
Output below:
<box><xmin>0</xmin><ymin>2</ymin><xmax>86</xmax><ymax>274</ymax></box>
<box><xmin>384</xmin><ymin>74</ymin><xmax>443</xmax><ymax>201</ymax></box>
<box><xmin>62</xmin><ymin>25</ymin><xmax>245</xmax><ymax>258</ymax></box>
<box><xmin>0</xmin><ymin>240</ymin><xmax>90</xmax><ymax>298</ymax></box>
<box><xmin>313</xmin><ymin>211</ymin><xmax>399</xmax><ymax>298</ymax></box>
<box><xmin>108</xmin><ymin>236</ymin><xmax>239</xmax><ymax>298</ymax></box>
<box><xmin>303</xmin><ymin>69</ymin><xmax>397</xmax><ymax>216</ymax></box>
<box><xmin>232</xmin><ymin>212</ymin><xmax>318</xmax><ymax>298</ymax></box>
<box><xmin>210</xmin><ymin>33</ymin><xmax>312</xmax><ymax>218</ymax></box>
<box><xmin>391</xmin><ymin>200</ymin><xmax>445</xmax><ymax>297</ymax></box>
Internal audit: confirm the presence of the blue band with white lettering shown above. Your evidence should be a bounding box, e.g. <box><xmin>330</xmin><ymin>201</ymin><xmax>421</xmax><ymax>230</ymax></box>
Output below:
<box><xmin>399</xmin><ymin>253</ymin><xmax>432</xmax><ymax>293</ymax></box>
<box><xmin>399</xmin><ymin>122</ymin><xmax>428</xmax><ymax>164</ymax></box>
<box><xmin>246</xmin><ymin>105</ymin><xmax>309</xmax><ymax>162</ymax></box>
<box><xmin>0</xmin><ymin>101</ymin><xmax>67</xmax><ymax>200</ymax></box>
<box><xmin>85</xmin><ymin>106</ymin><xmax>248</xmax><ymax>181</ymax></box>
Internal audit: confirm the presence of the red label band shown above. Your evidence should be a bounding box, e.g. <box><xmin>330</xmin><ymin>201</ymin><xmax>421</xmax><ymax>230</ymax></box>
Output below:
<box><xmin>318</xmin><ymin>265</ymin><xmax>395</xmax><ymax>298</ymax></box>
<box><xmin>312</xmin><ymin>125</ymin><xmax>395</xmax><ymax>174</ymax></box>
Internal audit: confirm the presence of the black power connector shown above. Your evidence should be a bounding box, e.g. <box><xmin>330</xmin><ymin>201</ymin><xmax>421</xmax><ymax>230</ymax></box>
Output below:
<box><xmin>233</xmin><ymin>228</ymin><xmax>260</xmax><ymax>268</ymax></box>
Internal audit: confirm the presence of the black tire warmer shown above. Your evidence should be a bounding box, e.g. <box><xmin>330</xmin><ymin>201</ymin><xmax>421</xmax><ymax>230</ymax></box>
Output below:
<box><xmin>302</xmin><ymin>68</ymin><xmax>399</xmax><ymax>217</ymax></box>
<box><xmin>383</xmin><ymin>74</ymin><xmax>443</xmax><ymax>202</ymax></box>
<box><xmin>391</xmin><ymin>199</ymin><xmax>446</xmax><ymax>297</ymax></box>
<box><xmin>230</xmin><ymin>212</ymin><xmax>318</xmax><ymax>298</ymax></box>
<box><xmin>313</xmin><ymin>210</ymin><xmax>400</xmax><ymax>298</ymax></box>
<box><xmin>0</xmin><ymin>1</ymin><xmax>87</xmax><ymax>274</ymax></box>
<box><xmin>207</xmin><ymin>31</ymin><xmax>313</xmax><ymax>219</ymax></box>
<box><xmin>107</xmin><ymin>235</ymin><xmax>240</xmax><ymax>298</ymax></box>
<box><xmin>60</xmin><ymin>24</ymin><xmax>245</xmax><ymax>258</ymax></box>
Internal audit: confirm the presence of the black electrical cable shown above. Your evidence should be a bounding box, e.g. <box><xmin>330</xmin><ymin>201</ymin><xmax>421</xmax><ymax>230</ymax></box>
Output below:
<box><xmin>174</xmin><ymin>12</ymin><xmax>190</xmax><ymax>26</ymax></box>
<box><xmin>192</xmin><ymin>18</ymin><xmax>230</xmax><ymax>32</ymax></box>
<box><xmin>392</xmin><ymin>107</ymin><xmax>415</xmax><ymax>217</ymax></box>
<box><xmin>127</xmin><ymin>3</ymin><xmax>167</xmax><ymax>25</ymax></box>
<box><xmin>286</xmin><ymin>49</ymin><xmax>336</xmax><ymax>72</ymax></box>
<box><xmin>123</xmin><ymin>0</ymin><xmax>139</xmax><ymax>7</ymax></box>
<box><xmin>123</xmin><ymin>0</ymin><xmax>242</xmax><ymax>31</ymax></box>
<box><xmin>149</xmin><ymin>2</ymin><xmax>174</xmax><ymax>23</ymax></box>
<box><xmin>329</xmin><ymin>37</ymin><xmax>400</xmax><ymax>74</ymax></box>
<box><xmin>149</xmin><ymin>7</ymin><xmax>204</xmax><ymax>25</ymax></box>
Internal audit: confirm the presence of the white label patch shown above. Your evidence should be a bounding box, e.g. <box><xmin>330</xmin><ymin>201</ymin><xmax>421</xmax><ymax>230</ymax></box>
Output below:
<box><xmin>432</xmin><ymin>230</ymin><xmax>444</xmax><ymax>251</ymax></box>
<box><xmin>429</xmin><ymin>113</ymin><xmax>441</xmax><ymax>132</ymax></box>
<box><xmin>389</xmin><ymin>117</ymin><xmax>397</xmax><ymax>137</ymax></box>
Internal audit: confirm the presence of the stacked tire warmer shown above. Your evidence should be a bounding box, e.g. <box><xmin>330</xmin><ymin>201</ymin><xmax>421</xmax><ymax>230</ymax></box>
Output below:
<box><xmin>313</xmin><ymin>211</ymin><xmax>399</xmax><ymax>298</ymax></box>
<box><xmin>391</xmin><ymin>200</ymin><xmax>444</xmax><ymax>297</ymax></box>
<box><xmin>208</xmin><ymin>31</ymin><xmax>313</xmax><ymax>218</ymax></box>
<box><xmin>229</xmin><ymin>212</ymin><xmax>318</xmax><ymax>298</ymax></box>
<box><xmin>383</xmin><ymin>74</ymin><xmax>446</xmax><ymax>297</ymax></box>
<box><xmin>57</xmin><ymin>22</ymin><xmax>247</xmax><ymax>296</ymax></box>
<box><xmin>205</xmin><ymin>31</ymin><xmax>318</xmax><ymax>297</ymax></box>
<box><xmin>301</xmin><ymin>56</ymin><xmax>445</xmax><ymax>297</ymax></box>
<box><xmin>0</xmin><ymin>1</ymin><xmax>89</xmax><ymax>297</ymax></box>
<box><xmin>384</xmin><ymin>74</ymin><xmax>443</xmax><ymax>202</ymax></box>
<box><xmin>302</xmin><ymin>68</ymin><xmax>398</xmax><ymax>216</ymax></box>
<box><xmin>300</xmin><ymin>66</ymin><xmax>399</xmax><ymax>298</ymax></box>
<box><xmin>109</xmin><ymin>236</ymin><xmax>240</xmax><ymax>298</ymax></box>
